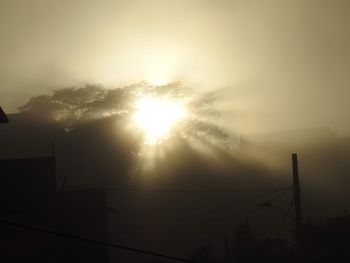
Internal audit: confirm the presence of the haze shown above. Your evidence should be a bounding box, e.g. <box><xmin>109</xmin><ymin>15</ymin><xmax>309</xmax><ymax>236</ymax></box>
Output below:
<box><xmin>1</xmin><ymin>0</ymin><xmax>350</xmax><ymax>136</ymax></box>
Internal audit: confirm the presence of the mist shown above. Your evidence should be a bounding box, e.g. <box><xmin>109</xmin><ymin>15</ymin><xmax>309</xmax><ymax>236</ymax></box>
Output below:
<box><xmin>1</xmin><ymin>0</ymin><xmax>350</xmax><ymax>136</ymax></box>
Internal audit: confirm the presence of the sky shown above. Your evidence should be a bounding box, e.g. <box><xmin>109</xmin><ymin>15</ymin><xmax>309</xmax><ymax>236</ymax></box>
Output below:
<box><xmin>1</xmin><ymin>0</ymin><xmax>350</xmax><ymax>135</ymax></box>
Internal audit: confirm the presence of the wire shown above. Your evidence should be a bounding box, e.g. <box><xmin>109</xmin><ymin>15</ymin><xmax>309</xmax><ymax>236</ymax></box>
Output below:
<box><xmin>261</xmin><ymin>188</ymin><xmax>291</xmax><ymax>205</ymax></box>
<box><xmin>245</xmin><ymin>188</ymin><xmax>290</xmax><ymax>221</ymax></box>
<box><xmin>66</xmin><ymin>186</ymin><xmax>291</xmax><ymax>193</ymax></box>
<box><xmin>248</xmin><ymin>188</ymin><xmax>290</xmax><ymax>203</ymax></box>
<box><xmin>0</xmin><ymin>219</ymin><xmax>197</xmax><ymax>263</ymax></box>
<box><xmin>275</xmin><ymin>198</ymin><xmax>295</xmax><ymax>238</ymax></box>
<box><xmin>115</xmin><ymin>189</ymin><xmax>290</xmax><ymax>238</ymax></box>
<box><xmin>0</xmin><ymin>188</ymin><xmax>293</xmax><ymax>262</ymax></box>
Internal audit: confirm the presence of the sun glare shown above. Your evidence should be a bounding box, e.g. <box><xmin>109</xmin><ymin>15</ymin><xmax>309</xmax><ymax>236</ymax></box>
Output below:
<box><xmin>146</xmin><ymin>71</ymin><xmax>169</xmax><ymax>86</ymax></box>
<box><xmin>145</xmin><ymin>66</ymin><xmax>172</xmax><ymax>86</ymax></box>
<box><xmin>133</xmin><ymin>96</ymin><xmax>186</xmax><ymax>144</ymax></box>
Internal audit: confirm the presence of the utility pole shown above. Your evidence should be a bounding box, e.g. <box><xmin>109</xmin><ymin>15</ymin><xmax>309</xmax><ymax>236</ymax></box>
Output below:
<box><xmin>292</xmin><ymin>153</ymin><xmax>303</xmax><ymax>255</ymax></box>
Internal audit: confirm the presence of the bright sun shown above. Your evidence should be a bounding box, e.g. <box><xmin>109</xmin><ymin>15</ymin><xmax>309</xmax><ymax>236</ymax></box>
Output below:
<box><xmin>132</xmin><ymin>96</ymin><xmax>186</xmax><ymax>144</ymax></box>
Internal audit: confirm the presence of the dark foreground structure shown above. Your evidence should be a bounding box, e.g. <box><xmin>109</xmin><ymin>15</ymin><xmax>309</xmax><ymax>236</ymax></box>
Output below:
<box><xmin>0</xmin><ymin>157</ymin><xmax>109</xmax><ymax>262</ymax></box>
<box><xmin>190</xmin><ymin>216</ymin><xmax>350</xmax><ymax>263</ymax></box>
<box><xmin>0</xmin><ymin>107</ymin><xmax>8</xmax><ymax>123</ymax></box>
<box><xmin>1</xmin><ymin>110</ymin><xmax>350</xmax><ymax>262</ymax></box>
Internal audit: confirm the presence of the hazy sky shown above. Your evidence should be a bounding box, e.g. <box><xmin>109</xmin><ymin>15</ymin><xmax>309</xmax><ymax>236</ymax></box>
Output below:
<box><xmin>1</xmin><ymin>0</ymin><xmax>350</xmax><ymax>135</ymax></box>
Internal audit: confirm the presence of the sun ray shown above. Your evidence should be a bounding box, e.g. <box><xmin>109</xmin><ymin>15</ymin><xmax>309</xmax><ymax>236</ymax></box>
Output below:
<box><xmin>132</xmin><ymin>96</ymin><xmax>186</xmax><ymax>145</ymax></box>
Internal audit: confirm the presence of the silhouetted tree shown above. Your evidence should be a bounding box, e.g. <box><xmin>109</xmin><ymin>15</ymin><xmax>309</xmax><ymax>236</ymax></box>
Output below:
<box><xmin>19</xmin><ymin>82</ymin><xmax>229</xmax><ymax>144</ymax></box>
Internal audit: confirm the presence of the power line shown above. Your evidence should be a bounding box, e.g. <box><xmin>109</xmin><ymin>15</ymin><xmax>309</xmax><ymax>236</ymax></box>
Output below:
<box><xmin>116</xmin><ymin>189</ymin><xmax>290</xmax><ymax>237</ymax></box>
<box><xmin>0</xmin><ymin>219</ymin><xmax>197</xmax><ymax>263</ymax></box>
<box><xmin>66</xmin><ymin>186</ymin><xmax>291</xmax><ymax>193</ymax></box>
<box><xmin>263</xmin><ymin>188</ymin><xmax>291</xmax><ymax>203</ymax></box>
<box><xmin>0</xmin><ymin>189</ymin><xmax>294</xmax><ymax>262</ymax></box>
<box><xmin>275</xmin><ymin>198</ymin><xmax>295</xmax><ymax>238</ymax></box>
<box><xmin>245</xmin><ymin>188</ymin><xmax>290</xmax><ymax>221</ymax></box>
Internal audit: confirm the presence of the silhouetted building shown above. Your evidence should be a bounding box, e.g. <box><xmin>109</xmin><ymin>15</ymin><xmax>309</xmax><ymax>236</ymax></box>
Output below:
<box><xmin>0</xmin><ymin>157</ymin><xmax>56</xmax><ymax>220</ymax></box>
<box><xmin>57</xmin><ymin>188</ymin><xmax>110</xmax><ymax>263</ymax></box>
<box><xmin>0</xmin><ymin>156</ymin><xmax>110</xmax><ymax>262</ymax></box>
<box><xmin>0</xmin><ymin>156</ymin><xmax>57</xmax><ymax>262</ymax></box>
<box><xmin>0</xmin><ymin>106</ymin><xmax>8</xmax><ymax>123</ymax></box>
